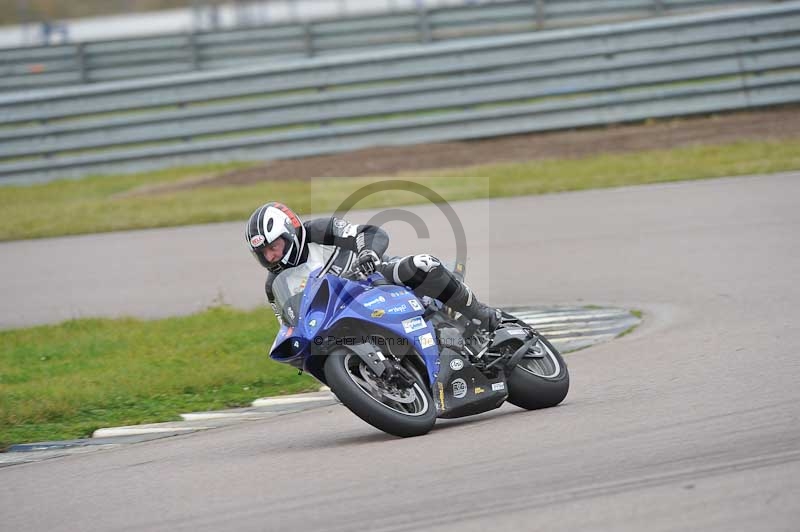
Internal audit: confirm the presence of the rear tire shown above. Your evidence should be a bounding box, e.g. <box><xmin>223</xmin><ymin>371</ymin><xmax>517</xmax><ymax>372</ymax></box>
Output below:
<box><xmin>505</xmin><ymin>335</ymin><xmax>569</xmax><ymax>410</ymax></box>
<box><xmin>324</xmin><ymin>349</ymin><xmax>436</xmax><ymax>437</ymax></box>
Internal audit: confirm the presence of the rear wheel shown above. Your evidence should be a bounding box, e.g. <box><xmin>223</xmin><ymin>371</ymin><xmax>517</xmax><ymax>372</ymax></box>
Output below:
<box><xmin>504</xmin><ymin>335</ymin><xmax>569</xmax><ymax>410</ymax></box>
<box><xmin>324</xmin><ymin>348</ymin><xmax>436</xmax><ymax>437</ymax></box>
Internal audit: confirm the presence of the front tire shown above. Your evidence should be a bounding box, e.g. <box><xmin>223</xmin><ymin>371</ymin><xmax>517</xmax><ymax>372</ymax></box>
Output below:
<box><xmin>324</xmin><ymin>349</ymin><xmax>436</xmax><ymax>437</ymax></box>
<box><xmin>505</xmin><ymin>334</ymin><xmax>569</xmax><ymax>410</ymax></box>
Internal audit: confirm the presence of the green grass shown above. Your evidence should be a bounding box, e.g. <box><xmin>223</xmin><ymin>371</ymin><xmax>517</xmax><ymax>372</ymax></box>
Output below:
<box><xmin>616</xmin><ymin>309</ymin><xmax>644</xmax><ymax>339</ymax></box>
<box><xmin>0</xmin><ymin>305</ymin><xmax>318</xmax><ymax>451</ymax></box>
<box><xmin>1</xmin><ymin>138</ymin><xmax>799</xmax><ymax>242</ymax></box>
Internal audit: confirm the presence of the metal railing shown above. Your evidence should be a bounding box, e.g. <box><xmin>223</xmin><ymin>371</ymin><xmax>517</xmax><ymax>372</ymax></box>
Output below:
<box><xmin>1</xmin><ymin>2</ymin><xmax>799</xmax><ymax>185</ymax></box>
<box><xmin>0</xmin><ymin>0</ymin><xmax>779</xmax><ymax>92</ymax></box>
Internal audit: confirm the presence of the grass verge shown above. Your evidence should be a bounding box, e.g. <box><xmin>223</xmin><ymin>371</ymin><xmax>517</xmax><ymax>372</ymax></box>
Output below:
<box><xmin>0</xmin><ymin>305</ymin><xmax>318</xmax><ymax>451</ymax></box>
<box><xmin>616</xmin><ymin>309</ymin><xmax>644</xmax><ymax>339</ymax></box>
<box><xmin>1</xmin><ymin>138</ymin><xmax>799</xmax><ymax>241</ymax></box>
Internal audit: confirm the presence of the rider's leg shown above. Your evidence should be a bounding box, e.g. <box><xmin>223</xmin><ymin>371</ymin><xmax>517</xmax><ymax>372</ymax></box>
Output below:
<box><xmin>378</xmin><ymin>254</ymin><xmax>500</xmax><ymax>332</ymax></box>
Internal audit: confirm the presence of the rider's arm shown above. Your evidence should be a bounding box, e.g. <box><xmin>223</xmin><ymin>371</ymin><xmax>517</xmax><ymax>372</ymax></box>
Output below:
<box><xmin>304</xmin><ymin>217</ymin><xmax>389</xmax><ymax>257</ymax></box>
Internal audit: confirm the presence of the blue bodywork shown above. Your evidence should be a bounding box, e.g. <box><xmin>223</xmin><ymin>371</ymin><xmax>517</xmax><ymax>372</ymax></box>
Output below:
<box><xmin>269</xmin><ymin>270</ymin><xmax>441</xmax><ymax>386</ymax></box>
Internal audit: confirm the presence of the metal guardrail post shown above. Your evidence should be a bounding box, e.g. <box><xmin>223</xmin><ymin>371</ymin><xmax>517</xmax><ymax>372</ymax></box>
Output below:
<box><xmin>734</xmin><ymin>42</ymin><xmax>752</xmax><ymax>108</ymax></box>
<box><xmin>76</xmin><ymin>43</ymin><xmax>89</xmax><ymax>84</ymax></box>
<box><xmin>303</xmin><ymin>23</ymin><xmax>315</xmax><ymax>57</ymax></box>
<box><xmin>188</xmin><ymin>32</ymin><xmax>200</xmax><ymax>70</ymax></box>
<box><xmin>417</xmin><ymin>6</ymin><xmax>432</xmax><ymax>43</ymax></box>
<box><xmin>534</xmin><ymin>0</ymin><xmax>546</xmax><ymax>30</ymax></box>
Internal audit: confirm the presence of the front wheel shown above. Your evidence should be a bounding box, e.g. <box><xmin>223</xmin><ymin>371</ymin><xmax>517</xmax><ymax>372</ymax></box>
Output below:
<box><xmin>324</xmin><ymin>349</ymin><xmax>436</xmax><ymax>437</ymax></box>
<box><xmin>505</xmin><ymin>334</ymin><xmax>569</xmax><ymax>410</ymax></box>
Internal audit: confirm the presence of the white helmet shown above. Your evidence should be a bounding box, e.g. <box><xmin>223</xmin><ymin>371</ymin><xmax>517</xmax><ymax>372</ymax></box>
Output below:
<box><xmin>245</xmin><ymin>202</ymin><xmax>306</xmax><ymax>273</ymax></box>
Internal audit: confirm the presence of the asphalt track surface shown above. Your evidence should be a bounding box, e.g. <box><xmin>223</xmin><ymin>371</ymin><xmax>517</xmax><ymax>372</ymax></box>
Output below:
<box><xmin>2</xmin><ymin>173</ymin><xmax>799</xmax><ymax>531</ymax></box>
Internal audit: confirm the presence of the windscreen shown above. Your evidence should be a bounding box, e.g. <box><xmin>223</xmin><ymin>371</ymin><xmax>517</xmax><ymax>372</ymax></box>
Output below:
<box><xmin>270</xmin><ymin>250</ymin><xmax>328</xmax><ymax>325</ymax></box>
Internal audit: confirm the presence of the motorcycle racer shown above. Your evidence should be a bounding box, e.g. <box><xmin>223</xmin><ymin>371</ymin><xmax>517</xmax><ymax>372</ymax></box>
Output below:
<box><xmin>245</xmin><ymin>201</ymin><xmax>500</xmax><ymax>333</ymax></box>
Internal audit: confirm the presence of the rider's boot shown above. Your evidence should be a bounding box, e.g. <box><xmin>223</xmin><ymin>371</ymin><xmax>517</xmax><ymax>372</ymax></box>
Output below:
<box><xmin>444</xmin><ymin>279</ymin><xmax>501</xmax><ymax>336</ymax></box>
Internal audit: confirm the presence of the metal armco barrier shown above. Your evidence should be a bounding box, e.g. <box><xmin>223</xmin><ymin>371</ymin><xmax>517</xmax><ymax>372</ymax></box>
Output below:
<box><xmin>1</xmin><ymin>3</ymin><xmax>799</xmax><ymax>185</ymax></box>
<box><xmin>0</xmin><ymin>0</ymin><xmax>778</xmax><ymax>92</ymax></box>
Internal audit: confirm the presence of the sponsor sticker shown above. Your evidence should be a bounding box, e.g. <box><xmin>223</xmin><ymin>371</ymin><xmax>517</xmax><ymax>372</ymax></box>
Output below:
<box><xmin>452</xmin><ymin>378</ymin><xmax>467</xmax><ymax>399</ymax></box>
<box><xmin>408</xmin><ymin>298</ymin><xmax>423</xmax><ymax>311</ymax></box>
<box><xmin>389</xmin><ymin>290</ymin><xmax>407</xmax><ymax>298</ymax></box>
<box><xmin>507</xmin><ymin>329</ymin><xmax>527</xmax><ymax>336</ymax></box>
<box><xmin>492</xmin><ymin>382</ymin><xmax>506</xmax><ymax>392</ymax></box>
<box><xmin>309</xmin><ymin>319</ymin><xmax>317</xmax><ymax>328</ymax></box>
<box><xmin>418</xmin><ymin>332</ymin><xmax>435</xmax><ymax>349</ymax></box>
<box><xmin>475</xmin><ymin>386</ymin><xmax>485</xmax><ymax>394</ymax></box>
<box><xmin>387</xmin><ymin>304</ymin><xmax>408</xmax><ymax>314</ymax></box>
<box><xmin>333</xmin><ymin>219</ymin><xmax>347</xmax><ymax>229</ymax></box>
<box><xmin>449</xmin><ymin>358</ymin><xmax>464</xmax><ymax>371</ymax></box>
<box><xmin>402</xmin><ymin>316</ymin><xmax>426</xmax><ymax>333</ymax></box>
<box><xmin>250</xmin><ymin>235</ymin><xmax>265</xmax><ymax>247</ymax></box>
<box><xmin>371</xmin><ymin>309</ymin><xmax>385</xmax><ymax>318</ymax></box>
<box><xmin>364</xmin><ymin>295</ymin><xmax>386</xmax><ymax>307</ymax></box>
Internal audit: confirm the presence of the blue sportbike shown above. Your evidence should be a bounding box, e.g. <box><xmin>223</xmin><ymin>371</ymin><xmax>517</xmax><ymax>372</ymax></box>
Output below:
<box><xmin>269</xmin><ymin>255</ymin><xmax>569</xmax><ymax>437</ymax></box>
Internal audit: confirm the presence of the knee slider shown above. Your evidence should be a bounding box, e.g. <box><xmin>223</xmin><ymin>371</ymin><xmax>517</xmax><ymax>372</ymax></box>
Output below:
<box><xmin>412</xmin><ymin>254</ymin><xmax>441</xmax><ymax>273</ymax></box>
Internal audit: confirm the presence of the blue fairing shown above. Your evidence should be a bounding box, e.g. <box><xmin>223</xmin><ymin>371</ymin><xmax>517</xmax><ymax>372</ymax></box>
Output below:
<box><xmin>269</xmin><ymin>269</ymin><xmax>440</xmax><ymax>385</ymax></box>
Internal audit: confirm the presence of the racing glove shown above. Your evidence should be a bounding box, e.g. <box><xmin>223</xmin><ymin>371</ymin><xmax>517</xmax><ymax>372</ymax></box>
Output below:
<box><xmin>355</xmin><ymin>249</ymin><xmax>381</xmax><ymax>274</ymax></box>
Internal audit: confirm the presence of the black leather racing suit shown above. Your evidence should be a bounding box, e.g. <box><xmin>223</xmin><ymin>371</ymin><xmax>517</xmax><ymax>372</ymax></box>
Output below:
<box><xmin>264</xmin><ymin>216</ymin><xmax>495</xmax><ymax>327</ymax></box>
